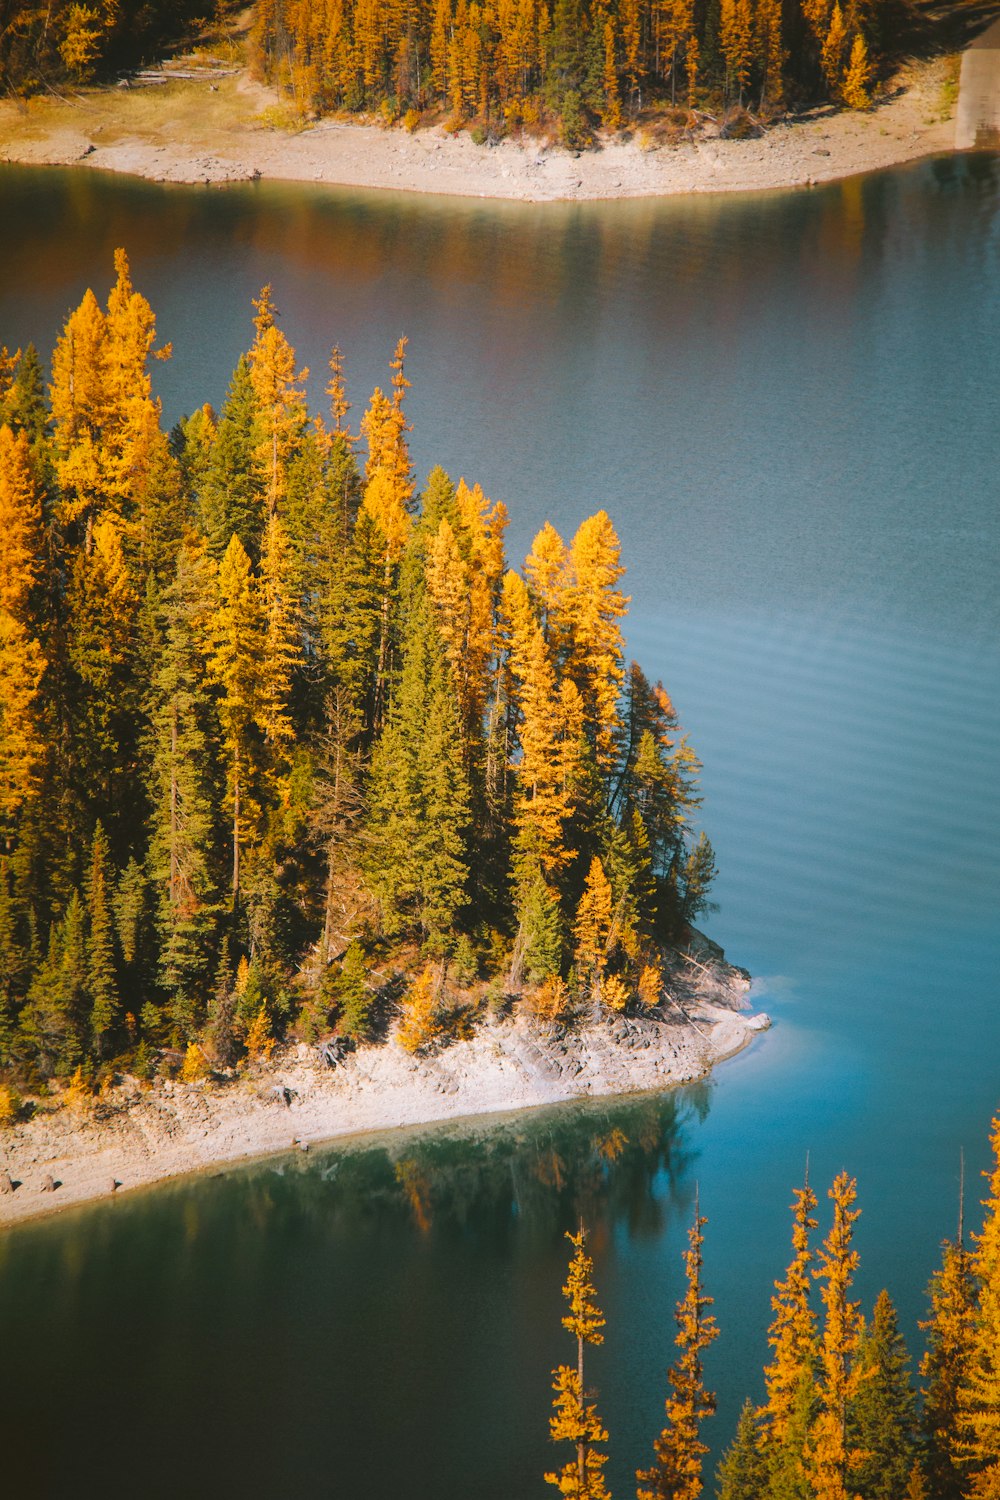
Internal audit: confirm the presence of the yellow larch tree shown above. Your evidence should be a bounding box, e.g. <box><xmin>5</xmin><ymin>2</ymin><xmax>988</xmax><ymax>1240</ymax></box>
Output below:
<box><xmin>958</xmin><ymin>1115</ymin><xmax>1000</xmax><ymax>1496</ymax></box>
<box><xmin>719</xmin><ymin>0</ymin><xmax>754</xmax><ymax>102</ymax></box>
<box><xmin>397</xmin><ymin>965</ymin><xmax>443</xmax><ymax>1053</ymax></box>
<box><xmin>0</xmin><ymin>610</ymin><xmax>47</xmax><ymax>838</ymax></box>
<box><xmin>564</xmin><ymin>511</ymin><xmax>629</xmax><ymax>777</ymax></box>
<box><xmin>206</xmin><ymin>534</ymin><xmax>266</xmax><ymax>902</ymax></box>
<box><xmin>102</xmin><ymin>246</ymin><xmax>164</xmax><ymax>515</ymax></box>
<box><xmin>0</xmin><ymin>424</ymin><xmax>42</xmax><ymax>619</ymax></box>
<box><xmin>502</xmin><ymin>570</ymin><xmax>579</xmax><ymax>878</ymax></box>
<box><xmin>546</xmin><ymin>1226</ymin><xmax>612</xmax><ymax>1500</ymax></box>
<box><xmin>840</xmin><ymin>34</ymin><xmax>872</xmax><ymax>109</ymax></box>
<box><xmin>49</xmin><ymin>285</ymin><xmax>108</xmax><ymax>532</ymax></box>
<box><xmin>0</xmin><ymin>423</ymin><xmax>47</xmax><ymax>835</ymax></box>
<box><xmin>761</xmin><ymin>1174</ymin><xmax>820</xmax><ymax>1494</ymax></box>
<box><xmin>921</xmin><ymin>1219</ymin><xmax>977</xmax><ymax>1500</ymax></box>
<box><xmin>424</xmin><ymin>478</ymin><xmax>508</xmax><ymax>755</ymax></box>
<box><xmin>574</xmin><ymin>855</ymin><xmax>613</xmax><ymax>1004</ymax></box>
<box><xmin>258</xmin><ymin>509</ymin><xmax>300</xmax><ymax>759</ymax></box>
<box><xmin>248</xmin><ymin>284</ymin><xmax>309</xmax><ymax>509</ymax></box>
<box><xmin>637</xmin><ymin>1195</ymin><xmax>719</xmax><ymax>1500</ymax></box>
<box><xmin>602</xmin><ymin>15</ymin><xmax>622</xmax><ymax>127</ymax></box>
<box><xmin>525</xmin><ymin>519</ymin><xmax>571</xmax><ymax>649</ymax></box>
<box><xmin>755</xmin><ymin>0</ymin><xmax>786</xmax><ymax>110</ymax></box>
<box><xmin>360</xmin><ymin>343</ymin><xmax>414</xmax><ymax>725</ymax></box>
<box><xmin>49</xmin><ymin>250</ymin><xmax>167</xmax><ymax>537</ymax></box>
<box><xmin>820</xmin><ymin>3</ymin><xmax>848</xmax><ymax>96</ymax></box>
<box><xmin>808</xmin><ymin>1172</ymin><xmax>864</xmax><ymax>1500</ymax></box>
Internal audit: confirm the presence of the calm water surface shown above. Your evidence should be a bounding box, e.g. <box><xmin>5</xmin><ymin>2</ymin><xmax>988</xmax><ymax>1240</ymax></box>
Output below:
<box><xmin>0</xmin><ymin>157</ymin><xmax>998</xmax><ymax>1498</ymax></box>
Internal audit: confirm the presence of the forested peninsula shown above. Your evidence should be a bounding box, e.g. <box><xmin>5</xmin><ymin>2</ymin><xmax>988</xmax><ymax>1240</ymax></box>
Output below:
<box><xmin>0</xmin><ymin>252</ymin><xmax>768</xmax><ymax>1219</ymax></box>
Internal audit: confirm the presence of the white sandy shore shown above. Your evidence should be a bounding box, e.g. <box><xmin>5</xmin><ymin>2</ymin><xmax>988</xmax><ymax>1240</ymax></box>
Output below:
<box><xmin>0</xmin><ymin>51</ymin><xmax>961</xmax><ymax>202</ymax></box>
<box><xmin>0</xmin><ymin>979</ymin><xmax>769</xmax><ymax>1230</ymax></box>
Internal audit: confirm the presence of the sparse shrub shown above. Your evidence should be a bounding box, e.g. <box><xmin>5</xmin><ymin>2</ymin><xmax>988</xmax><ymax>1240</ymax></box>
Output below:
<box><xmin>451</xmin><ymin>934</ymin><xmax>478</xmax><ymax>987</ymax></box>
<box><xmin>403</xmin><ymin>107</ymin><xmax>421</xmax><ymax>132</ymax></box>
<box><xmin>397</xmin><ymin>966</ymin><xmax>441</xmax><ymax>1054</ymax></box>
<box><xmin>63</xmin><ymin>1065</ymin><xmax>93</xmax><ymax>1111</ymax></box>
<box><xmin>602</xmin><ymin>974</ymin><xmax>630</xmax><ymax>1012</ymax></box>
<box><xmin>180</xmin><ymin>1041</ymin><xmax>211</xmax><ymax>1083</ymax></box>
<box><xmin>245</xmin><ymin>1004</ymin><xmax>274</xmax><ymax>1062</ymax></box>
<box><xmin>637</xmin><ymin>962</ymin><xmax>663</xmax><ymax>1009</ymax></box>
<box><xmin>0</xmin><ymin>1086</ymin><xmax>22</xmax><ymax>1126</ymax></box>
<box><xmin>524</xmin><ymin>975</ymin><xmax>571</xmax><ymax>1025</ymax></box>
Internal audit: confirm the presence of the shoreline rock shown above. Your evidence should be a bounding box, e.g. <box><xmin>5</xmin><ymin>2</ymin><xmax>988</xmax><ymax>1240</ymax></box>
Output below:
<box><xmin>0</xmin><ymin>950</ymin><xmax>769</xmax><ymax>1232</ymax></box>
<box><xmin>0</xmin><ymin>50</ymin><xmax>961</xmax><ymax>203</ymax></box>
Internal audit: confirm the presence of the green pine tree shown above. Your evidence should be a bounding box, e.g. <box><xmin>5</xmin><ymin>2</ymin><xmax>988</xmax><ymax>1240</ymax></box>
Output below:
<box><xmin>848</xmin><ymin>1289</ymin><xmax>917</xmax><ymax>1500</ymax></box>
<box><xmin>364</xmin><ymin>593</ymin><xmax>471</xmax><ymax>941</ymax></box>
<box><xmin>717</xmin><ymin>1400</ymin><xmax>768</xmax><ymax>1500</ymax></box>
<box><xmin>85</xmin><ymin>820</ymin><xmax>121</xmax><ymax>1054</ymax></box>
<box><xmin>147</xmin><ymin>539</ymin><xmax>221</xmax><ymax>1033</ymax></box>
<box><xmin>198</xmin><ymin>355</ymin><xmax>266</xmax><ymax>562</ymax></box>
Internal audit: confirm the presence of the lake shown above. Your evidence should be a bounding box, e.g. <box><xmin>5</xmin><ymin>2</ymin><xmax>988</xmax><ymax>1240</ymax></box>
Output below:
<box><xmin>0</xmin><ymin>155</ymin><xmax>998</xmax><ymax>1498</ymax></box>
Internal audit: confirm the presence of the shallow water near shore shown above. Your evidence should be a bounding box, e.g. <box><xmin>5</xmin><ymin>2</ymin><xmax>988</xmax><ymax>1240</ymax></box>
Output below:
<box><xmin>0</xmin><ymin>155</ymin><xmax>999</xmax><ymax>1497</ymax></box>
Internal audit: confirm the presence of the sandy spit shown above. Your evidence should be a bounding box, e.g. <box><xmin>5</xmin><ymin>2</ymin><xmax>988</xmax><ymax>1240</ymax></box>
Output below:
<box><xmin>0</xmin><ymin>983</ymin><xmax>770</xmax><ymax>1231</ymax></box>
<box><xmin>0</xmin><ymin>54</ymin><xmax>959</xmax><ymax>203</ymax></box>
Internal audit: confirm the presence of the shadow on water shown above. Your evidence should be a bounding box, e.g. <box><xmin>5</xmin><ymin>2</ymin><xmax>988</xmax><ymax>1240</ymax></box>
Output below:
<box><xmin>0</xmin><ymin>1086</ymin><xmax>709</xmax><ymax>1499</ymax></box>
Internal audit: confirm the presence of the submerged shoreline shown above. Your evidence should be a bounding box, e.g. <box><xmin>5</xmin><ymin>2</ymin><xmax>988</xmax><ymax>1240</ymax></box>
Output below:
<box><xmin>0</xmin><ymin>957</ymin><xmax>769</xmax><ymax>1231</ymax></box>
<box><xmin>0</xmin><ymin>52</ymin><xmax>960</xmax><ymax>203</ymax></box>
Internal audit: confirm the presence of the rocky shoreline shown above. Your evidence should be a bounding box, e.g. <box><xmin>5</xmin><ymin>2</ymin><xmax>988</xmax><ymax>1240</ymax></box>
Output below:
<box><xmin>0</xmin><ymin>950</ymin><xmax>769</xmax><ymax>1231</ymax></box>
<box><xmin>0</xmin><ymin>49</ymin><xmax>961</xmax><ymax>202</ymax></box>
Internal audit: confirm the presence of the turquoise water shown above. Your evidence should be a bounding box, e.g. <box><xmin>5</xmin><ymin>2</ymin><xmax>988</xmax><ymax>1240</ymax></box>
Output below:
<box><xmin>0</xmin><ymin>156</ymin><xmax>998</xmax><ymax>1497</ymax></box>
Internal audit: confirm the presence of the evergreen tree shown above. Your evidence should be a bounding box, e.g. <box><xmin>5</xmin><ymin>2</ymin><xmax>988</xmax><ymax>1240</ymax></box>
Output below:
<box><xmin>0</xmin><ymin>344</ymin><xmax>48</xmax><ymax>445</ymax></box>
<box><xmin>198</xmin><ymin>356</ymin><xmax>266</xmax><ymax>561</ymax></box>
<box><xmin>518</xmin><ymin>872</ymin><xmax>565</xmax><ymax>985</ymax></box>
<box><xmin>364</xmin><ymin>593</ymin><xmax>471</xmax><ymax>941</ymax></box>
<box><xmin>921</xmin><ymin>1233</ymin><xmax>977</xmax><ymax>1500</ymax></box>
<box><xmin>717</xmin><ymin>1401</ymin><xmax>768</xmax><ymax>1500</ymax></box>
<box><xmin>18</xmin><ymin>892</ymin><xmax>88</xmax><ymax>1075</ymax></box>
<box><xmin>847</xmin><ymin>1289</ymin><xmax>916</xmax><ymax>1500</ymax></box>
<box><xmin>958</xmin><ymin>1115</ymin><xmax>1000</xmax><ymax>1495</ymax></box>
<box><xmin>85</xmin><ymin>821</ymin><xmax>121</xmax><ymax>1054</ymax></box>
<box><xmin>147</xmin><ymin>540</ymin><xmax>220</xmax><ymax>1028</ymax></box>
<box><xmin>807</xmin><ymin>1173</ymin><xmax>863</xmax><ymax>1500</ymax></box>
<box><xmin>761</xmin><ymin>1174</ymin><xmax>819</xmax><ymax>1500</ymax></box>
<box><xmin>207</xmin><ymin>533</ymin><xmax>266</xmax><ymax>904</ymax></box>
<box><xmin>65</xmin><ymin>515</ymin><xmax>141</xmax><ymax>839</ymax></box>
<box><xmin>638</xmin><ymin>1196</ymin><xmax>719</xmax><ymax>1500</ymax></box>
<box><xmin>248</xmin><ymin>284</ymin><xmax>310</xmax><ymax>509</ymax></box>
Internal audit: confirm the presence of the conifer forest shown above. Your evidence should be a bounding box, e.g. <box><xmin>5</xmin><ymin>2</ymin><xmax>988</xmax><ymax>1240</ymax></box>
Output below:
<box><xmin>0</xmin><ymin>251</ymin><xmax>718</xmax><ymax>1091</ymax></box>
<box><xmin>546</xmin><ymin>1115</ymin><xmax>1000</xmax><ymax>1500</ymax></box>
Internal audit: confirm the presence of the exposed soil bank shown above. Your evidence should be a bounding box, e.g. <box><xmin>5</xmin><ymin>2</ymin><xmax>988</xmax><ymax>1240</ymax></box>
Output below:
<box><xmin>0</xmin><ymin>51</ymin><xmax>961</xmax><ymax>202</ymax></box>
<box><xmin>0</xmin><ymin>955</ymin><xmax>769</xmax><ymax>1230</ymax></box>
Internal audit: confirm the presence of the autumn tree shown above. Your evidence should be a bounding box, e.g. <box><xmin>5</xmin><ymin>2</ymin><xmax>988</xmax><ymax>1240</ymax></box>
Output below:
<box><xmin>807</xmin><ymin>1172</ymin><xmax>864</xmax><ymax>1500</ymax></box>
<box><xmin>0</xmin><ymin>425</ymin><xmax>47</xmax><ymax>839</ymax></box>
<box><xmin>958</xmin><ymin>1115</ymin><xmax>1000</xmax><ymax>1496</ymax></box>
<box><xmin>761</xmin><ymin>1173</ymin><xmax>820</xmax><ymax>1500</ymax></box>
<box><xmin>546</xmin><ymin>1225</ymin><xmax>612</xmax><ymax>1500</ymax></box>
<box><xmin>921</xmin><ymin>1222</ymin><xmax>978</xmax><ymax>1500</ymax></box>
<box><xmin>637</xmin><ymin>1195</ymin><xmax>719</xmax><ymax>1500</ymax></box>
<box><xmin>207</xmin><ymin>534</ymin><xmax>266</xmax><ymax>904</ymax></box>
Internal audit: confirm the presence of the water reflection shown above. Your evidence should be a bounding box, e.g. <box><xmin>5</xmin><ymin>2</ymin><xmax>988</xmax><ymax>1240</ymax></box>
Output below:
<box><xmin>0</xmin><ymin>1089</ymin><xmax>708</xmax><ymax>1498</ymax></box>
